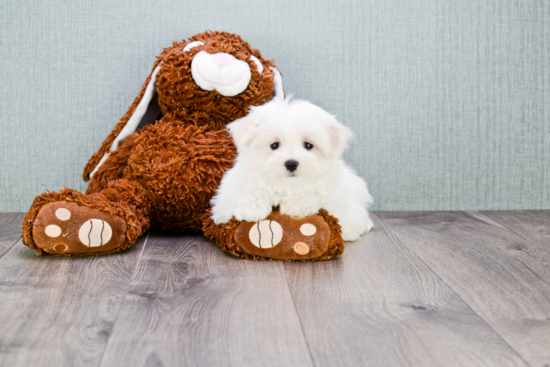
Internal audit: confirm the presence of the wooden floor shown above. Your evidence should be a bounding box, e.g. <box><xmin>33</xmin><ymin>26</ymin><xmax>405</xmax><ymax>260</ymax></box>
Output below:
<box><xmin>1</xmin><ymin>212</ymin><xmax>549</xmax><ymax>367</ymax></box>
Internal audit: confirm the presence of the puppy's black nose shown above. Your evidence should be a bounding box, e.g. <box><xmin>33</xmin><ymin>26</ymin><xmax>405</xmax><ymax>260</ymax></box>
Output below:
<box><xmin>285</xmin><ymin>160</ymin><xmax>299</xmax><ymax>172</ymax></box>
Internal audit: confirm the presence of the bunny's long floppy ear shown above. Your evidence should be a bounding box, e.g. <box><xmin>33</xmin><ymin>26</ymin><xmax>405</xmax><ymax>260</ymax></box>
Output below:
<box><xmin>270</xmin><ymin>67</ymin><xmax>284</xmax><ymax>100</ymax></box>
<box><xmin>83</xmin><ymin>60</ymin><xmax>163</xmax><ymax>181</ymax></box>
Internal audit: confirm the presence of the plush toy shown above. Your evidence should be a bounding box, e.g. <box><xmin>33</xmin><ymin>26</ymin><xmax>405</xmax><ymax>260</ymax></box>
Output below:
<box><xmin>21</xmin><ymin>31</ymin><xmax>345</xmax><ymax>261</ymax></box>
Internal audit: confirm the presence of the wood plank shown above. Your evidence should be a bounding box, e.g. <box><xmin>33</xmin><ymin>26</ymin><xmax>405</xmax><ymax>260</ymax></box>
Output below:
<box><xmin>481</xmin><ymin>210</ymin><xmax>550</xmax><ymax>251</ymax></box>
<box><xmin>99</xmin><ymin>232</ymin><xmax>313</xmax><ymax>367</ymax></box>
<box><xmin>0</xmin><ymin>213</ymin><xmax>25</xmax><ymax>258</ymax></box>
<box><xmin>284</xmin><ymin>214</ymin><xmax>526</xmax><ymax>367</ymax></box>
<box><xmin>378</xmin><ymin>211</ymin><xmax>550</xmax><ymax>367</ymax></box>
<box><xmin>0</xmin><ymin>235</ymin><xmax>147</xmax><ymax>367</ymax></box>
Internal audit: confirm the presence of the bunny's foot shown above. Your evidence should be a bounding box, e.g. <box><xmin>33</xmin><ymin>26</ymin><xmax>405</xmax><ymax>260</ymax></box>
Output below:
<box><xmin>203</xmin><ymin>208</ymin><xmax>345</xmax><ymax>261</ymax></box>
<box><xmin>30</xmin><ymin>201</ymin><xmax>127</xmax><ymax>255</ymax></box>
<box><xmin>22</xmin><ymin>182</ymin><xmax>151</xmax><ymax>256</ymax></box>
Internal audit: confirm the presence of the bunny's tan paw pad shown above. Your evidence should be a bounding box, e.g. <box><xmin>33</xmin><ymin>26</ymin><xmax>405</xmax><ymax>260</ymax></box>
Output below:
<box><xmin>32</xmin><ymin>201</ymin><xmax>126</xmax><ymax>255</ymax></box>
<box><xmin>234</xmin><ymin>209</ymin><xmax>333</xmax><ymax>260</ymax></box>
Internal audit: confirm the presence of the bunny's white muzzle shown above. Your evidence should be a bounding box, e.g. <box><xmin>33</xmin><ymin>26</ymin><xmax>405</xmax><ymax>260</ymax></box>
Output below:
<box><xmin>191</xmin><ymin>51</ymin><xmax>252</xmax><ymax>97</ymax></box>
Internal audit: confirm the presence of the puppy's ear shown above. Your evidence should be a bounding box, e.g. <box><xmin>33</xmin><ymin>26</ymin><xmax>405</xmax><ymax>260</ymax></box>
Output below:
<box><xmin>227</xmin><ymin>112</ymin><xmax>261</xmax><ymax>150</ymax></box>
<box><xmin>326</xmin><ymin>116</ymin><xmax>353</xmax><ymax>158</ymax></box>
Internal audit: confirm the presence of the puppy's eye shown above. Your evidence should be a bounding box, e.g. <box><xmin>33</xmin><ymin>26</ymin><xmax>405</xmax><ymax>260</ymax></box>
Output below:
<box><xmin>270</xmin><ymin>142</ymin><xmax>280</xmax><ymax>150</ymax></box>
<box><xmin>304</xmin><ymin>142</ymin><xmax>314</xmax><ymax>150</ymax></box>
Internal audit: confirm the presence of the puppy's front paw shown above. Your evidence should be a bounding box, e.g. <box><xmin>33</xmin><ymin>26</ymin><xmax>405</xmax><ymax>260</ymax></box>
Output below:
<box><xmin>234</xmin><ymin>201</ymin><xmax>271</xmax><ymax>222</ymax></box>
<box><xmin>280</xmin><ymin>199</ymin><xmax>318</xmax><ymax>218</ymax></box>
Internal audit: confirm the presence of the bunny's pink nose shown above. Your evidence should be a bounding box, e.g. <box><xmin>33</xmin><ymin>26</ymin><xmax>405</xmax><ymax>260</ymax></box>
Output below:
<box><xmin>212</xmin><ymin>53</ymin><xmax>234</xmax><ymax>69</ymax></box>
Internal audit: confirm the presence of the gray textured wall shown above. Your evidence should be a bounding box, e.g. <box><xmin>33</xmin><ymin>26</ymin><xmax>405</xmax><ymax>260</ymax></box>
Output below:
<box><xmin>1</xmin><ymin>0</ymin><xmax>549</xmax><ymax>212</ymax></box>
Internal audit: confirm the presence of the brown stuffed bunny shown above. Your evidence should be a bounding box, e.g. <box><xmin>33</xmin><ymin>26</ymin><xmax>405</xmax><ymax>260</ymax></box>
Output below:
<box><xmin>22</xmin><ymin>31</ymin><xmax>344</xmax><ymax>261</ymax></box>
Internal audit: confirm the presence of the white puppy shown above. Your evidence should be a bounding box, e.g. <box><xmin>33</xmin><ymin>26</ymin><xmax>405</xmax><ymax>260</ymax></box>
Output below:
<box><xmin>211</xmin><ymin>97</ymin><xmax>374</xmax><ymax>241</ymax></box>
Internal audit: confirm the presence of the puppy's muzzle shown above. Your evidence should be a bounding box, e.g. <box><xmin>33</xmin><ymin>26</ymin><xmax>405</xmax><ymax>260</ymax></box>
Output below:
<box><xmin>285</xmin><ymin>160</ymin><xmax>299</xmax><ymax>173</ymax></box>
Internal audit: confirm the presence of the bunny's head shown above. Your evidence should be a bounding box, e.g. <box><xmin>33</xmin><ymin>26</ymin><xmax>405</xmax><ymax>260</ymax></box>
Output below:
<box><xmin>157</xmin><ymin>31</ymin><xmax>282</xmax><ymax>121</ymax></box>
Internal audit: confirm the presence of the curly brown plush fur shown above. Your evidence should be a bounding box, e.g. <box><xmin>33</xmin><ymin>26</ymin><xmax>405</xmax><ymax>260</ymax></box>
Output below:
<box><xmin>82</xmin><ymin>32</ymin><xmax>275</xmax><ymax>181</ymax></box>
<box><xmin>22</xmin><ymin>31</ymin><xmax>345</xmax><ymax>260</ymax></box>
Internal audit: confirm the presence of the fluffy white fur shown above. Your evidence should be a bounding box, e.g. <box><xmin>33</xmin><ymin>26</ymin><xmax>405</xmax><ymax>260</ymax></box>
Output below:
<box><xmin>211</xmin><ymin>97</ymin><xmax>374</xmax><ymax>241</ymax></box>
